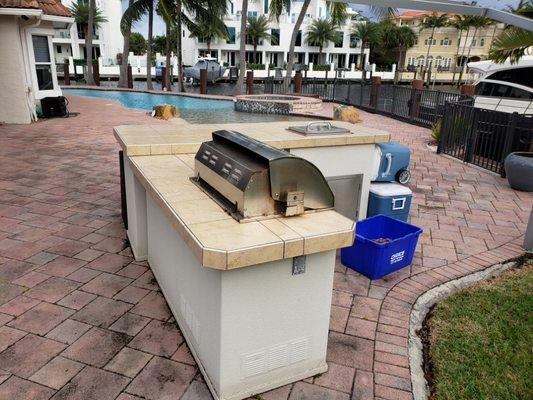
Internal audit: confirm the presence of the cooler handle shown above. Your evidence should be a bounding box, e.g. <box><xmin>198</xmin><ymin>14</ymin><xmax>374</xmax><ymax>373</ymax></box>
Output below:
<box><xmin>382</xmin><ymin>153</ymin><xmax>392</xmax><ymax>178</ymax></box>
<box><xmin>392</xmin><ymin>197</ymin><xmax>406</xmax><ymax>210</ymax></box>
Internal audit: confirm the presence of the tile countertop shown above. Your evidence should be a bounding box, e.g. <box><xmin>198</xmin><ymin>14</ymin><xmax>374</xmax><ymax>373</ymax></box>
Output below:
<box><xmin>114</xmin><ymin>120</ymin><xmax>390</xmax><ymax>156</ymax></box>
<box><xmin>129</xmin><ymin>154</ymin><xmax>355</xmax><ymax>270</ymax></box>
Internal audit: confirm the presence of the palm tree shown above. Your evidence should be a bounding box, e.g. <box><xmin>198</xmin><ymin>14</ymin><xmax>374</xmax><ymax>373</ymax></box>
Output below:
<box><xmin>234</xmin><ymin>0</ymin><xmax>248</xmax><ymax>95</ymax></box>
<box><xmin>68</xmin><ymin>0</ymin><xmax>107</xmax><ymax>85</ymax></box>
<box><xmin>419</xmin><ymin>13</ymin><xmax>449</xmax><ymax>70</ymax></box>
<box><xmin>118</xmin><ymin>0</ymin><xmax>134</xmax><ymax>88</ymax></box>
<box><xmin>306</xmin><ymin>18</ymin><xmax>339</xmax><ymax>64</ymax></box>
<box><xmin>328</xmin><ymin>1</ymin><xmax>348</xmax><ymax>25</ymax></box>
<box><xmin>457</xmin><ymin>15</ymin><xmax>491</xmax><ymax>85</ymax></box>
<box><xmin>489</xmin><ymin>1</ymin><xmax>533</xmax><ymax>64</ymax></box>
<box><xmin>157</xmin><ymin>1</ymin><xmax>175</xmax><ymax>91</ymax></box>
<box><xmin>68</xmin><ymin>0</ymin><xmax>107</xmax><ymax>40</ymax></box>
<box><xmin>351</xmin><ymin>21</ymin><xmax>380</xmax><ymax>70</ymax></box>
<box><xmin>394</xmin><ymin>25</ymin><xmax>416</xmax><ymax>81</ymax></box>
<box><xmin>189</xmin><ymin>10</ymin><xmax>229</xmax><ymax>54</ymax></box>
<box><xmin>121</xmin><ymin>0</ymin><xmax>160</xmax><ymax>90</ymax></box>
<box><xmin>246</xmin><ymin>15</ymin><xmax>271</xmax><ymax>63</ymax></box>
<box><xmin>450</xmin><ymin>15</ymin><xmax>468</xmax><ymax>83</ymax></box>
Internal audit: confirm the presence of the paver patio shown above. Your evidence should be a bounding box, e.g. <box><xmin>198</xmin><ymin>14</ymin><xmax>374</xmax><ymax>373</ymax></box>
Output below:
<box><xmin>0</xmin><ymin>94</ymin><xmax>530</xmax><ymax>400</ymax></box>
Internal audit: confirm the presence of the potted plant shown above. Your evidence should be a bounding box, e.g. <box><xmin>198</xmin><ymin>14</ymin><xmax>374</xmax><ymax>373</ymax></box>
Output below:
<box><xmin>504</xmin><ymin>152</ymin><xmax>533</xmax><ymax>192</ymax></box>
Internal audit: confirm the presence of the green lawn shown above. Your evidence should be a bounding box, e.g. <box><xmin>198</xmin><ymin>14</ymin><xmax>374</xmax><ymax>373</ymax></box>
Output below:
<box><xmin>426</xmin><ymin>257</ymin><xmax>532</xmax><ymax>400</ymax></box>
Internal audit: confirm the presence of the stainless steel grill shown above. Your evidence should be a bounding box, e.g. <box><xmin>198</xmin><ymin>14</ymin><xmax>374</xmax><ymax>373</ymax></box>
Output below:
<box><xmin>191</xmin><ymin>130</ymin><xmax>335</xmax><ymax>221</ymax></box>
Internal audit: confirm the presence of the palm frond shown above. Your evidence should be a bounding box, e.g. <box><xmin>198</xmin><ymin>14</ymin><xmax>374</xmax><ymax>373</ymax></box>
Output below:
<box><xmin>489</xmin><ymin>27</ymin><xmax>533</xmax><ymax>64</ymax></box>
<box><xmin>269</xmin><ymin>0</ymin><xmax>290</xmax><ymax>22</ymax></box>
<box><xmin>121</xmin><ymin>0</ymin><xmax>150</xmax><ymax>35</ymax></box>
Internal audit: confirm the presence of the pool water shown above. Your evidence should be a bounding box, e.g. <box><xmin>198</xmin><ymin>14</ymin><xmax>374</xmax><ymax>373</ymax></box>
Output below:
<box><xmin>63</xmin><ymin>89</ymin><xmax>310</xmax><ymax>124</ymax></box>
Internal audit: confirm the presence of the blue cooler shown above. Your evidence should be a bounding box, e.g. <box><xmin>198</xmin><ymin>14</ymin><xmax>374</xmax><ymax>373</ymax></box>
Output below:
<box><xmin>372</xmin><ymin>142</ymin><xmax>411</xmax><ymax>184</ymax></box>
<box><xmin>368</xmin><ymin>182</ymin><xmax>412</xmax><ymax>222</ymax></box>
<box><xmin>341</xmin><ymin>215</ymin><xmax>422</xmax><ymax>279</ymax></box>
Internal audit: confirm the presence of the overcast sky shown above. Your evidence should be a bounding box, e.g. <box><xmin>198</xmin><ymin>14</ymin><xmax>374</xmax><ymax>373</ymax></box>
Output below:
<box><xmin>121</xmin><ymin>0</ymin><xmax>522</xmax><ymax>38</ymax></box>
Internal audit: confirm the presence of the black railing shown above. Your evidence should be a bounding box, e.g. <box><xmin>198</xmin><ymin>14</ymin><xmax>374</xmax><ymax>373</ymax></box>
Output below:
<box><xmin>438</xmin><ymin>102</ymin><xmax>533</xmax><ymax>175</ymax></box>
<box><xmin>263</xmin><ymin>77</ymin><xmax>468</xmax><ymax>128</ymax></box>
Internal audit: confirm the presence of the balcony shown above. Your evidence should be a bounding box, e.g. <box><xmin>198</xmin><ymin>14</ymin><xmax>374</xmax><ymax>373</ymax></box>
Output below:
<box><xmin>54</xmin><ymin>29</ymin><xmax>71</xmax><ymax>39</ymax></box>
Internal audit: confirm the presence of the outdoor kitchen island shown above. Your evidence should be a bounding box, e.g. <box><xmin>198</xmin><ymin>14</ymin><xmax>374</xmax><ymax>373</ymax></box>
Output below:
<box><xmin>114</xmin><ymin>121</ymin><xmax>390</xmax><ymax>400</ymax></box>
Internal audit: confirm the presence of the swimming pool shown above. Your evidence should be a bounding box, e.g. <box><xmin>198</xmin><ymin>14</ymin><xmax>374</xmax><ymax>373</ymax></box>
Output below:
<box><xmin>63</xmin><ymin>89</ymin><xmax>310</xmax><ymax>124</ymax></box>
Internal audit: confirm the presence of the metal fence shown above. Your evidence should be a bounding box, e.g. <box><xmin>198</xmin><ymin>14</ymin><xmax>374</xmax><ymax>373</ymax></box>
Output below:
<box><xmin>263</xmin><ymin>77</ymin><xmax>467</xmax><ymax>127</ymax></box>
<box><xmin>438</xmin><ymin>102</ymin><xmax>533</xmax><ymax>175</ymax></box>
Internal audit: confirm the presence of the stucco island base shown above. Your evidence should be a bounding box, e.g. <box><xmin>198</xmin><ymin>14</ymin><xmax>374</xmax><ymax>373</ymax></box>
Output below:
<box><xmin>146</xmin><ymin>194</ymin><xmax>336</xmax><ymax>400</ymax></box>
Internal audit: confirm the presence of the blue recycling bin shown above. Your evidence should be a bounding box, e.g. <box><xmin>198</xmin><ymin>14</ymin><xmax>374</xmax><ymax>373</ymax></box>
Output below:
<box><xmin>341</xmin><ymin>215</ymin><xmax>423</xmax><ymax>280</ymax></box>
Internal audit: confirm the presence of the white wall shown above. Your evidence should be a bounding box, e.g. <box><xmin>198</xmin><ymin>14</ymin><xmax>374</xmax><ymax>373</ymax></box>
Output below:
<box><xmin>0</xmin><ymin>15</ymin><xmax>32</xmax><ymax>124</ymax></box>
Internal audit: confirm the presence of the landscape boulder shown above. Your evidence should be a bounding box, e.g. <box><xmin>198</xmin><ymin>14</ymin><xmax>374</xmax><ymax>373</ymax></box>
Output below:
<box><xmin>152</xmin><ymin>104</ymin><xmax>179</xmax><ymax>120</ymax></box>
<box><xmin>333</xmin><ymin>105</ymin><xmax>360</xmax><ymax>124</ymax></box>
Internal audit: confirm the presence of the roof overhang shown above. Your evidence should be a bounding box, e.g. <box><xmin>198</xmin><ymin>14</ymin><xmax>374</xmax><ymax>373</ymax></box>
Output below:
<box><xmin>41</xmin><ymin>13</ymin><xmax>73</xmax><ymax>28</ymax></box>
<box><xmin>339</xmin><ymin>0</ymin><xmax>533</xmax><ymax>31</ymax></box>
<box><xmin>0</xmin><ymin>7</ymin><xmax>42</xmax><ymax>17</ymax></box>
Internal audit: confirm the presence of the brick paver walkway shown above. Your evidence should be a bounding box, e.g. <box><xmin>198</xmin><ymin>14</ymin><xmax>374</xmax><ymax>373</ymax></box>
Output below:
<box><xmin>0</xmin><ymin>94</ymin><xmax>530</xmax><ymax>400</ymax></box>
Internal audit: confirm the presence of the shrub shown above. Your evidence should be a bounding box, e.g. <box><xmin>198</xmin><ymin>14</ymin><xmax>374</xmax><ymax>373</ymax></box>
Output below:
<box><xmin>313</xmin><ymin>64</ymin><xmax>331</xmax><ymax>71</ymax></box>
<box><xmin>247</xmin><ymin>63</ymin><xmax>266</xmax><ymax>70</ymax></box>
<box><xmin>431</xmin><ymin>118</ymin><xmax>442</xmax><ymax>142</ymax></box>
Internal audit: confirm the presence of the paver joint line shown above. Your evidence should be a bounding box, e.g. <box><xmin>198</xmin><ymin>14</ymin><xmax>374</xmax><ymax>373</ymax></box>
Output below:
<box><xmin>0</xmin><ymin>94</ymin><xmax>529</xmax><ymax>400</ymax></box>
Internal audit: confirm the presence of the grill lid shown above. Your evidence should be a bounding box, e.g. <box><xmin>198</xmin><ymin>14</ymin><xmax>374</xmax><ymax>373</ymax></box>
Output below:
<box><xmin>192</xmin><ymin>130</ymin><xmax>334</xmax><ymax>221</ymax></box>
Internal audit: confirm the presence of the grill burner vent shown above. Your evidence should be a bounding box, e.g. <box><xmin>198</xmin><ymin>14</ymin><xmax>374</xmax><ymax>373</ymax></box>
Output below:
<box><xmin>191</xmin><ymin>130</ymin><xmax>334</xmax><ymax>221</ymax></box>
<box><xmin>287</xmin><ymin>122</ymin><xmax>350</xmax><ymax>136</ymax></box>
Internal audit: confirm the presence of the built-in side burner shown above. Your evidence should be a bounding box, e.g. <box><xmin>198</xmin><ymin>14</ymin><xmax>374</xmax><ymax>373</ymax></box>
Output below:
<box><xmin>287</xmin><ymin>121</ymin><xmax>351</xmax><ymax>136</ymax></box>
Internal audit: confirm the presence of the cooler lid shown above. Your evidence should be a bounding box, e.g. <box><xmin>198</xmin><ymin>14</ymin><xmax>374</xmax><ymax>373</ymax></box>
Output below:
<box><xmin>369</xmin><ymin>182</ymin><xmax>412</xmax><ymax>197</ymax></box>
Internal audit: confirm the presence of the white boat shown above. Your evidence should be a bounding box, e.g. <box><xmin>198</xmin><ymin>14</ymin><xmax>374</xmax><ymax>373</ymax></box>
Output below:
<box><xmin>184</xmin><ymin>57</ymin><xmax>226</xmax><ymax>82</ymax></box>
<box><xmin>468</xmin><ymin>56</ymin><xmax>533</xmax><ymax>99</ymax></box>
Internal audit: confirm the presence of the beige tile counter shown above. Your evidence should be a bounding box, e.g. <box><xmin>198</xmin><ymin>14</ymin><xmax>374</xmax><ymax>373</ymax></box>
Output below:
<box><xmin>128</xmin><ymin>154</ymin><xmax>354</xmax><ymax>270</ymax></box>
<box><xmin>114</xmin><ymin>120</ymin><xmax>390</xmax><ymax>156</ymax></box>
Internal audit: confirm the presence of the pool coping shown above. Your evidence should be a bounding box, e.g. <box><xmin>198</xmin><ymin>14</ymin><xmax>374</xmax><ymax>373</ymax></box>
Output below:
<box><xmin>61</xmin><ymin>85</ymin><xmax>233</xmax><ymax>102</ymax></box>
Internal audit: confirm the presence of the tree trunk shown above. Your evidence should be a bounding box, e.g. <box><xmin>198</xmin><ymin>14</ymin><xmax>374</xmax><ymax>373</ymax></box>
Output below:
<box><xmin>395</xmin><ymin>48</ymin><xmax>403</xmax><ymax>83</ymax></box>
<box><xmin>118</xmin><ymin>0</ymin><xmax>134</xmax><ymax>88</ymax></box>
<box><xmin>319</xmin><ymin>46</ymin><xmax>322</xmax><ymax>64</ymax></box>
<box><xmin>284</xmin><ymin>0</ymin><xmax>311</xmax><ymax>90</ymax></box>
<box><xmin>451</xmin><ymin>29</ymin><xmax>462</xmax><ymax>84</ymax></box>
<box><xmin>359</xmin><ymin>40</ymin><xmax>365</xmax><ymax>70</ymax></box>
<box><xmin>233</xmin><ymin>0</ymin><xmax>248</xmax><ymax>95</ymax></box>
<box><xmin>425</xmin><ymin>27</ymin><xmax>435</xmax><ymax>69</ymax></box>
<box><xmin>458</xmin><ymin>26</ymin><xmax>478</xmax><ymax>86</ymax></box>
<box><xmin>165</xmin><ymin>22</ymin><xmax>171</xmax><ymax>91</ymax></box>
<box><xmin>85</xmin><ymin>0</ymin><xmax>96</xmax><ymax>85</ymax></box>
<box><xmin>253</xmin><ymin>41</ymin><xmax>258</xmax><ymax>63</ymax></box>
<box><xmin>146</xmin><ymin>0</ymin><xmax>154</xmax><ymax>90</ymax></box>
<box><xmin>176</xmin><ymin>0</ymin><xmax>184</xmax><ymax>92</ymax></box>
<box><xmin>456</xmin><ymin>27</ymin><xmax>470</xmax><ymax>86</ymax></box>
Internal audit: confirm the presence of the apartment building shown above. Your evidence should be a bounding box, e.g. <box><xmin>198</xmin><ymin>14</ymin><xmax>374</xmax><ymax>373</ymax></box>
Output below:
<box><xmin>181</xmin><ymin>0</ymin><xmax>369</xmax><ymax>69</ymax></box>
<box><xmin>52</xmin><ymin>0</ymin><xmax>123</xmax><ymax>63</ymax></box>
<box><xmin>391</xmin><ymin>10</ymin><xmax>504</xmax><ymax>71</ymax></box>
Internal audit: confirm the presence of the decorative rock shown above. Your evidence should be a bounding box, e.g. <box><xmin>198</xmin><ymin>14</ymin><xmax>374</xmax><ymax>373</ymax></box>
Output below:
<box><xmin>504</xmin><ymin>152</ymin><xmax>533</xmax><ymax>192</ymax></box>
<box><xmin>152</xmin><ymin>104</ymin><xmax>179</xmax><ymax>120</ymax></box>
<box><xmin>333</xmin><ymin>105</ymin><xmax>360</xmax><ymax>124</ymax></box>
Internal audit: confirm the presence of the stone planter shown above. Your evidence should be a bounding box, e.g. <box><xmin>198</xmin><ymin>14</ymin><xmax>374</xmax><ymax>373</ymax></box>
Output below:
<box><xmin>504</xmin><ymin>152</ymin><xmax>533</xmax><ymax>192</ymax></box>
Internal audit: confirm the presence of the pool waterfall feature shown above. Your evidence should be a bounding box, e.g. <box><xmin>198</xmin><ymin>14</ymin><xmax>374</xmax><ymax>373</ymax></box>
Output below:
<box><xmin>234</xmin><ymin>94</ymin><xmax>322</xmax><ymax>115</ymax></box>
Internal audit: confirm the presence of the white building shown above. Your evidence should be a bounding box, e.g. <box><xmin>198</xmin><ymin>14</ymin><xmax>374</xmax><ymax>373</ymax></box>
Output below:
<box><xmin>0</xmin><ymin>0</ymin><xmax>73</xmax><ymax>124</ymax></box>
<box><xmin>183</xmin><ymin>0</ymin><xmax>368</xmax><ymax>69</ymax></box>
<box><xmin>52</xmin><ymin>0</ymin><xmax>122</xmax><ymax>63</ymax></box>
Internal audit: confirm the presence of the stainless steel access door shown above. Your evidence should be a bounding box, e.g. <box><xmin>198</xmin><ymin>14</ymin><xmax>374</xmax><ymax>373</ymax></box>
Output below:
<box><xmin>326</xmin><ymin>174</ymin><xmax>363</xmax><ymax>221</ymax></box>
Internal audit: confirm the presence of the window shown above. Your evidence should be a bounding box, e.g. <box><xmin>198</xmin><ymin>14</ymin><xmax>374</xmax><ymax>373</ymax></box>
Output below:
<box><xmin>248</xmin><ymin>11</ymin><xmax>257</xmax><ymax>17</ymax></box>
<box><xmin>56</xmin><ymin>45</ymin><xmax>62</xmax><ymax>53</ymax></box>
<box><xmin>32</xmin><ymin>35</ymin><xmax>53</xmax><ymax>91</ymax></box>
<box><xmin>444</xmin><ymin>57</ymin><xmax>451</xmax><ymax>68</ymax></box>
<box><xmin>407</xmin><ymin>57</ymin><xmax>414</xmax><ymax>66</ymax></box>
<box><xmin>424</xmin><ymin>37</ymin><xmax>436</xmax><ymax>46</ymax></box>
<box><xmin>264</xmin><ymin>0</ymin><xmax>268</xmax><ymax>14</ymax></box>
<box><xmin>270</xmin><ymin>29</ymin><xmax>280</xmax><ymax>46</ymax></box>
<box><xmin>318</xmin><ymin>7</ymin><xmax>322</xmax><ymax>17</ymax></box>
<box><xmin>414</xmin><ymin>37</ymin><xmax>418</xmax><ymax>45</ymax></box>
<box><xmin>476</xmin><ymin>82</ymin><xmax>532</xmax><ymax>99</ymax></box>
<box><xmin>435</xmin><ymin>56</ymin><xmax>442</xmax><ymax>67</ymax></box>
<box><xmin>472</xmin><ymin>39</ymin><xmax>476</xmax><ymax>46</ymax></box>
<box><xmin>488</xmin><ymin>67</ymin><xmax>533</xmax><ymax>89</ymax></box>
<box><xmin>335</xmin><ymin>31</ymin><xmax>343</xmax><ymax>47</ymax></box>
<box><xmin>440</xmin><ymin>37</ymin><xmax>451</xmax><ymax>46</ymax></box>
<box><xmin>417</xmin><ymin>56</ymin><xmax>425</xmax><ymax>66</ymax></box>
<box><xmin>480</xmin><ymin>38</ymin><xmax>485</xmax><ymax>47</ymax></box>
<box><xmin>291</xmin><ymin>13</ymin><xmax>296</xmax><ymax>23</ymax></box>
<box><xmin>295</xmin><ymin>30</ymin><xmax>301</xmax><ymax>46</ymax></box>
<box><xmin>229</xmin><ymin>1</ymin><xmax>233</xmax><ymax>14</ymax></box>
<box><xmin>349</xmin><ymin>34</ymin><xmax>359</xmax><ymax>48</ymax></box>
<box><xmin>227</xmin><ymin>27</ymin><xmax>236</xmax><ymax>44</ymax></box>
